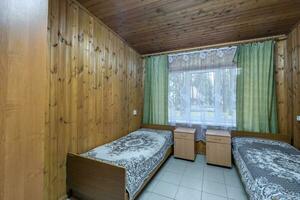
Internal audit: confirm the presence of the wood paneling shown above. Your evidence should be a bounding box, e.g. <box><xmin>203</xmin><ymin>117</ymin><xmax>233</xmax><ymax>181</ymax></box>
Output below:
<box><xmin>0</xmin><ymin>0</ymin><xmax>48</xmax><ymax>199</ymax></box>
<box><xmin>196</xmin><ymin>141</ymin><xmax>206</xmax><ymax>155</ymax></box>
<box><xmin>287</xmin><ymin>22</ymin><xmax>300</xmax><ymax>149</ymax></box>
<box><xmin>275</xmin><ymin>40</ymin><xmax>293</xmax><ymax>136</ymax></box>
<box><xmin>45</xmin><ymin>0</ymin><xmax>144</xmax><ymax>199</ymax></box>
<box><xmin>78</xmin><ymin>0</ymin><xmax>300</xmax><ymax>54</ymax></box>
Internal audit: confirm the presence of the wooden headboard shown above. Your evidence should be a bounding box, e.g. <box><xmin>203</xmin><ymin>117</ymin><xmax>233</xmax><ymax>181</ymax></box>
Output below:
<box><xmin>141</xmin><ymin>124</ymin><xmax>175</xmax><ymax>132</ymax></box>
<box><xmin>231</xmin><ymin>130</ymin><xmax>291</xmax><ymax>144</ymax></box>
<box><xmin>141</xmin><ymin>125</ymin><xmax>292</xmax><ymax>145</ymax></box>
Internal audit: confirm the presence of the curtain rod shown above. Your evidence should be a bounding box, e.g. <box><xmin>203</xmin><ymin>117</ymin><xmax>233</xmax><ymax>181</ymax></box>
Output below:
<box><xmin>142</xmin><ymin>34</ymin><xmax>287</xmax><ymax>57</ymax></box>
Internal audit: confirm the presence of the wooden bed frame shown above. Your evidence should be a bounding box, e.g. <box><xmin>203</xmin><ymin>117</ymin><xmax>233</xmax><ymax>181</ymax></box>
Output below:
<box><xmin>141</xmin><ymin>124</ymin><xmax>175</xmax><ymax>131</ymax></box>
<box><xmin>67</xmin><ymin>125</ymin><xmax>174</xmax><ymax>200</ymax></box>
<box><xmin>231</xmin><ymin>130</ymin><xmax>291</xmax><ymax>143</ymax></box>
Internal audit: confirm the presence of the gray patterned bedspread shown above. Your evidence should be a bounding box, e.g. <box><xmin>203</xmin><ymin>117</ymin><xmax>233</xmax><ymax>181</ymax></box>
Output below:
<box><xmin>232</xmin><ymin>137</ymin><xmax>300</xmax><ymax>200</ymax></box>
<box><xmin>81</xmin><ymin>128</ymin><xmax>173</xmax><ymax>200</ymax></box>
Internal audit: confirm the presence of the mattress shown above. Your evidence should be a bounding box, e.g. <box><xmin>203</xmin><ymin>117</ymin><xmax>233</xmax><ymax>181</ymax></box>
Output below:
<box><xmin>81</xmin><ymin>128</ymin><xmax>173</xmax><ymax>199</ymax></box>
<box><xmin>232</xmin><ymin>137</ymin><xmax>300</xmax><ymax>200</ymax></box>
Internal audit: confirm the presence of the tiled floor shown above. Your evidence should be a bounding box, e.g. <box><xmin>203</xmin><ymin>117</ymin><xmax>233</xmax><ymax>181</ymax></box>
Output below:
<box><xmin>137</xmin><ymin>155</ymin><xmax>248</xmax><ymax>200</ymax></box>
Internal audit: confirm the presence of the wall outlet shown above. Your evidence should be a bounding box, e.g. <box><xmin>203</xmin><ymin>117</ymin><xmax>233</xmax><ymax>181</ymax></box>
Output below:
<box><xmin>297</xmin><ymin>115</ymin><xmax>300</xmax><ymax>121</ymax></box>
<box><xmin>133</xmin><ymin>110</ymin><xmax>137</xmax><ymax>116</ymax></box>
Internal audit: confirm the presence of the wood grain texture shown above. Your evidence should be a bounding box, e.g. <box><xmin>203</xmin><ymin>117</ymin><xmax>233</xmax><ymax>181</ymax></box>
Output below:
<box><xmin>45</xmin><ymin>0</ymin><xmax>144</xmax><ymax>199</ymax></box>
<box><xmin>78</xmin><ymin>0</ymin><xmax>300</xmax><ymax>54</ymax></box>
<box><xmin>206</xmin><ymin>130</ymin><xmax>231</xmax><ymax>167</ymax></box>
<box><xmin>67</xmin><ymin>153</ymin><xmax>126</xmax><ymax>200</ymax></box>
<box><xmin>0</xmin><ymin>0</ymin><xmax>48</xmax><ymax>199</ymax></box>
<box><xmin>174</xmin><ymin>128</ymin><xmax>196</xmax><ymax>161</ymax></box>
<box><xmin>141</xmin><ymin>124</ymin><xmax>175</xmax><ymax>131</ymax></box>
<box><xmin>231</xmin><ymin>131</ymin><xmax>291</xmax><ymax>143</ymax></box>
<box><xmin>206</xmin><ymin>143</ymin><xmax>231</xmax><ymax>167</ymax></box>
<box><xmin>196</xmin><ymin>141</ymin><xmax>206</xmax><ymax>155</ymax></box>
<box><xmin>287</xmin><ymin>22</ymin><xmax>300</xmax><ymax>149</ymax></box>
<box><xmin>275</xmin><ymin>40</ymin><xmax>293</xmax><ymax>136</ymax></box>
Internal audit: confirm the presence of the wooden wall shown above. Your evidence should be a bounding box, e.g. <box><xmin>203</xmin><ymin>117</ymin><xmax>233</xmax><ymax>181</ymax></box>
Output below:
<box><xmin>0</xmin><ymin>0</ymin><xmax>48</xmax><ymax>199</ymax></box>
<box><xmin>275</xmin><ymin>40</ymin><xmax>293</xmax><ymax>137</ymax></box>
<box><xmin>287</xmin><ymin>22</ymin><xmax>300</xmax><ymax>149</ymax></box>
<box><xmin>45</xmin><ymin>0</ymin><xmax>144</xmax><ymax>199</ymax></box>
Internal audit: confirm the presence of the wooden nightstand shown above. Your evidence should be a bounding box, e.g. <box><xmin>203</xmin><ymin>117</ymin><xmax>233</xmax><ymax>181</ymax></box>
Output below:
<box><xmin>206</xmin><ymin>129</ymin><xmax>231</xmax><ymax>167</ymax></box>
<box><xmin>174</xmin><ymin>127</ymin><xmax>196</xmax><ymax>161</ymax></box>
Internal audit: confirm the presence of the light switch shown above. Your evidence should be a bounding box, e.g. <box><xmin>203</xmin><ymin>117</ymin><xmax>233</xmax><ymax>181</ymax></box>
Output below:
<box><xmin>297</xmin><ymin>115</ymin><xmax>300</xmax><ymax>121</ymax></box>
<box><xmin>133</xmin><ymin>110</ymin><xmax>137</xmax><ymax>116</ymax></box>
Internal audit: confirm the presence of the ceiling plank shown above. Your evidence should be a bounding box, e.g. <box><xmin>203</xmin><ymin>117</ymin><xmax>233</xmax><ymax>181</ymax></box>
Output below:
<box><xmin>78</xmin><ymin>0</ymin><xmax>300</xmax><ymax>54</ymax></box>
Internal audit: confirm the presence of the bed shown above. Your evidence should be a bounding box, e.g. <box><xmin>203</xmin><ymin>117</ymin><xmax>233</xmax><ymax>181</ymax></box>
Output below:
<box><xmin>232</xmin><ymin>136</ymin><xmax>300</xmax><ymax>200</ymax></box>
<box><xmin>67</xmin><ymin>126</ymin><xmax>174</xmax><ymax>200</ymax></box>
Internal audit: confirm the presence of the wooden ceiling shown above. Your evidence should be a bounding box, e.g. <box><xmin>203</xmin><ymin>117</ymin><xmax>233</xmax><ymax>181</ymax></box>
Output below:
<box><xmin>79</xmin><ymin>0</ymin><xmax>300</xmax><ymax>54</ymax></box>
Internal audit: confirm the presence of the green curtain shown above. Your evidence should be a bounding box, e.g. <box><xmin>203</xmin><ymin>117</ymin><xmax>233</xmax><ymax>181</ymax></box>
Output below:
<box><xmin>234</xmin><ymin>40</ymin><xmax>278</xmax><ymax>133</ymax></box>
<box><xmin>143</xmin><ymin>55</ymin><xmax>168</xmax><ymax>125</ymax></box>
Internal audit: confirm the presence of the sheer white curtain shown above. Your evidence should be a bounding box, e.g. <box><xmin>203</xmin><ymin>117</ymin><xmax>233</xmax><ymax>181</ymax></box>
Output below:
<box><xmin>168</xmin><ymin>47</ymin><xmax>237</xmax><ymax>140</ymax></box>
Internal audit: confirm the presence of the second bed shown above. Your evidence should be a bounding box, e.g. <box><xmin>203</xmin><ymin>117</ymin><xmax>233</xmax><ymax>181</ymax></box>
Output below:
<box><xmin>232</xmin><ymin>137</ymin><xmax>300</xmax><ymax>200</ymax></box>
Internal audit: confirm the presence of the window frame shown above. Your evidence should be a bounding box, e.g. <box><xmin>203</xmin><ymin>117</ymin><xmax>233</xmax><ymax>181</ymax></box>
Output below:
<box><xmin>168</xmin><ymin>67</ymin><xmax>237</xmax><ymax>127</ymax></box>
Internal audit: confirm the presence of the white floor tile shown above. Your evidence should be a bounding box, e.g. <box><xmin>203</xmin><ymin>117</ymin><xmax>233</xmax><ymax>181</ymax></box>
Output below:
<box><xmin>226</xmin><ymin>186</ymin><xmax>248</xmax><ymax>200</ymax></box>
<box><xmin>161</xmin><ymin>171</ymin><xmax>182</xmax><ymax>185</ymax></box>
<box><xmin>145</xmin><ymin>179</ymin><xmax>159</xmax><ymax>192</ymax></box>
<box><xmin>172</xmin><ymin>157</ymin><xmax>189</xmax><ymax>164</ymax></box>
<box><xmin>136</xmin><ymin>191</ymin><xmax>151</xmax><ymax>200</ymax></box>
<box><xmin>196</xmin><ymin>155</ymin><xmax>206</xmax><ymax>163</ymax></box>
<box><xmin>180</xmin><ymin>175</ymin><xmax>203</xmax><ymax>191</ymax></box>
<box><xmin>224</xmin><ymin>175</ymin><xmax>243</xmax><ymax>189</ymax></box>
<box><xmin>224</xmin><ymin>167</ymin><xmax>244</xmax><ymax>189</ymax></box>
<box><xmin>223</xmin><ymin>166</ymin><xmax>239</xmax><ymax>178</ymax></box>
<box><xmin>204</xmin><ymin>165</ymin><xmax>225</xmax><ymax>174</ymax></box>
<box><xmin>164</xmin><ymin>159</ymin><xmax>175</xmax><ymax>168</ymax></box>
<box><xmin>152</xmin><ymin>170</ymin><xmax>165</xmax><ymax>181</ymax></box>
<box><xmin>201</xmin><ymin>192</ymin><xmax>227</xmax><ymax>200</ymax></box>
<box><xmin>186</xmin><ymin>162</ymin><xmax>204</xmax><ymax>170</ymax></box>
<box><xmin>175</xmin><ymin>187</ymin><xmax>202</xmax><ymax>200</ymax></box>
<box><xmin>189</xmin><ymin>160</ymin><xmax>205</xmax><ymax>168</ymax></box>
<box><xmin>136</xmin><ymin>156</ymin><xmax>249</xmax><ymax>200</ymax></box>
<box><xmin>184</xmin><ymin>166</ymin><xmax>203</xmax><ymax>179</ymax></box>
<box><xmin>165</xmin><ymin>161</ymin><xmax>186</xmax><ymax>174</ymax></box>
<box><xmin>202</xmin><ymin>180</ymin><xmax>227</xmax><ymax>197</ymax></box>
<box><xmin>203</xmin><ymin>165</ymin><xmax>225</xmax><ymax>183</ymax></box>
<box><xmin>153</xmin><ymin>181</ymin><xmax>179</xmax><ymax>198</ymax></box>
<box><xmin>147</xmin><ymin>192</ymin><xmax>173</xmax><ymax>200</ymax></box>
<box><xmin>159</xmin><ymin>164</ymin><xmax>172</xmax><ymax>174</ymax></box>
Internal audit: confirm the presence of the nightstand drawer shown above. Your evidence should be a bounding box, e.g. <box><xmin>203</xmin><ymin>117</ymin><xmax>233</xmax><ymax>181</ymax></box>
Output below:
<box><xmin>206</xmin><ymin>129</ymin><xmax>232</xmax><ymax>167</ymax></box>
<box><xmin>174</xmin><ymin>132</ymin><xmax>194</xmax><ymax>140</ymax></box>
<box><xmin>206</xmin><ymin>135</ymin><xmax>231</xmax><ymax>144</ymax></box>
<box><xmin>174</xmin><ymin>138</ymin><xmax>195</xmax><ymax>160</ymax></box>
<box><xmin>206</xmin><ymin>142</ymin><xmax>231</xmax><ymax>167</ymax></box>
<box><xmin>174</xmin><ymin>127</ymin><xmax>196</xmax><ymax>161</ymax></box>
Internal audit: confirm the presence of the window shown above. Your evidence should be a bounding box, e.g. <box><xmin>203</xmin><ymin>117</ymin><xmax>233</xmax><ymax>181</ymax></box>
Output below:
<box><xmin>168</xmin><ymin>47</ymin><xmax>237</xmax><ymax>127</ymax></box>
